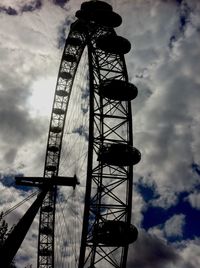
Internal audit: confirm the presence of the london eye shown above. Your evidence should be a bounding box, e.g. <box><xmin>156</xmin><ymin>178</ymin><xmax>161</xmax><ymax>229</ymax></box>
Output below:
<box><xmin>0</xmin><ymin>1</ymin><xmax>141</xmax><ymax>268</ymax></box>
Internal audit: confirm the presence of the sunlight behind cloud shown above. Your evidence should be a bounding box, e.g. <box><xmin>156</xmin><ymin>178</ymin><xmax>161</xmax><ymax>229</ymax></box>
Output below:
<box><xmin>29</xmin><ymin>76</ymin><xmax>56</xmax><ymax>117</ymax></box>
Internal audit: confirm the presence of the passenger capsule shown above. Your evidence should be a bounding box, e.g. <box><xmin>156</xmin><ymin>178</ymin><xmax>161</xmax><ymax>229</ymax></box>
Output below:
<box><xmin>96</xmin><ymin>35</ymin><xmax>131</xmax><ymax>54</ymax></box>
<box><xmin>99</xmin><ymin>79</ymin><xmax>138</xmax><ymax>101</ymax></box>
<box><xmin>56</xmin><ymin>90</ymin><xmax>68</xmax><ymax>97</ymax></box>
<box><xmin>76</xmin><ymin>9</ymin><xmax>122</xmax><ymax>28</ymax></box>
<box><xmin>98</xmin><ymin>143</ymin><xmax>141</xmax><ymax>166</ymax></box>
<box><xmin>67</xmin><ymin>37</ymin><xmax>82</xmax><ymax>47</ymax></box>
<box><xmin>40</xmin><ymin>227</ymin><xmax>52</xmax><ymax>235</ymax></box>
<box><xmin>94</xmin><ymin>221</ymin><xmax>138</xmax><ymax>246</ymax></box>
<box><xmin>81</xmin><ymin>1</ymin><xmax>112</xmax><ymax>12</ymax></box>
<box><xmin>53</xmin><ymin>108</ymin><xmax>65</xmax><ymax>115</ymax></box>
<box><xmin>59</xmin><ymin>72</ymin><xmax>72</xmax><ymax>80</ymax></box>
<box><xmin>39</xmin><ymin>249</ymin><xmax>52</xmax><ymax>256</ymax></box>
<box><xmin>41</xmin><ymin>205</ymin><xmax>53</xmax><ymax>212</ymax></box>
<box><xmin>70</xmin><ymin>20</ymin><xmax>87</xmax><ymax>33</ymax></box>
<box><xmin>46</xmin><ymin>165</ymin><xmax>57</xmax><ymax>172</ymax></box>
<box><xmin>48</xmin><ymin>145</ymin><xmax>59</xmax><ymax>152</ymax></box>
<box><xmin>50</xmin><ymin>126</ymin><xmax>62</xmax><ymax>133</ymax></box>
<box><xmin>63</xmin><ymin>54</ymin><xmax>76</xmax><ymax>63</ymax></box>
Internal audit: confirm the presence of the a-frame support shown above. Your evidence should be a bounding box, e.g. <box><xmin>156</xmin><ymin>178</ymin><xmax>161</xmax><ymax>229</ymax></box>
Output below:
<box><xmin>0</xmin><ymin>175</ymin><xmax>78</xmax><ymax>267</ymax></box>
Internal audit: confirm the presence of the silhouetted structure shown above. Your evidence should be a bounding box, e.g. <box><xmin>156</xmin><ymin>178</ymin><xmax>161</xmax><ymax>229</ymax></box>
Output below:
<box><xmin>0</xmin><ymin>1</ymin><xmax>141</xmax><ymax>268</ymax></box>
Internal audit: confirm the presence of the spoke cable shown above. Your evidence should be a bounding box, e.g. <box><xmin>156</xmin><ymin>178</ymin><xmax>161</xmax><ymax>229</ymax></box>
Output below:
<box><xmin>2</xmin><ymin>190</ymin><xmax>40</xmax><ymax>218</ymax></box>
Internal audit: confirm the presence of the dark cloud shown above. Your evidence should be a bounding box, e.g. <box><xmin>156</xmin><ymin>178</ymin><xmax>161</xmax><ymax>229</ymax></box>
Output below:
<box><xmin>0</xmin><ymin>173</ymin><xmax>31</xmax><ymax>192</ymax></box>
<box><xmin>127</xmin><ymin>230</ymin><xmax>178</xmax><ymax>268</ymax></box>
<box><xmin>0</xmin><ymin>6</ymin><xmax>18</xmax><ymax>16</ymax></box>
<box><xmin>57</xmin><ymin>18</ymin><xmax>74</xmax><ymax>49</ymax></box>
<box><xmin>72</xmin><ymin>125</ymin><xmax>88</xmax><ymax>140</ymax></box>
<box><xmin>127</xmin><ymin>230</ymin><xmax>194</xmax><ymax>268</ymax></box>
<box><xmin>168</xmin><ymin>35</ymin><xmax>177</xmax><ymax>49</ymax></box>
<box><xmin>176</xmin><ymin>0</ymin><xmax>183</xmax><ymax>5</ymax></box>
<box><xmin>0</xmin><ymin>87</ymin><xmax>44</xmax><ymax>164</ymax></box>
<box><xmin>179</xmin><ymin>1</ymin><xmax>191</xmax><ymax>32</ymax></box>
<box><xmin>0</xmin><ymin>1</ymin><xmax>42</xmax><ymax>15</ymax></box>
<box><xmin>21</xmin><ymin>0</ymin><xmax>42</xmax><ymax>13</ymax></box>
<box><xmin>0</xmin><ymin>88</ymin><xmax>41</xmax><ymax>143</ymax></box>
<box><xmin>4</xmin><ymin>148</ymin><xmax>17</xmax><ymax>164</ymax></box>
<box><xmin>191</xmin><ymin>163</ymin><xmax>200</xmax><ymax>177</ymax></box>
<box><xmin>53</xmin><ymin>0</ymin><xmax>70</xmax><ymax>8</ymax></box>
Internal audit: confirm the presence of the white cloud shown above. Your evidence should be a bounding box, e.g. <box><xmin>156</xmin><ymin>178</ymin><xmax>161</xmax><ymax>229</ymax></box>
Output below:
<box><xmin>148</xmin><ymin>225</ymin><xmax>166</xmax><ymax>241</ymax></box>
<box><xmin>150</xmin><ymin>187</ymin><xmax>179</xmax><ymax>209</ymax></box>
<box><xmin>186</xmin><ymin>191</ymin><xmax>200</xmax><ymax>209</ymax></box>
<box><xmin>127</xmin><ymin>230</ymin><xmax>200</xmax><ymax>268</ymax></box>
<box><xmin>164</xmin><ymin>214</ymin><xmax>186</xmax><ymax>238</ymax></box>
<box><xmin>127</xmin><ymin>230</ymin><xmax>180</xmax><ymax>268</ymax></box>
<box><xmin>1</xmin><ymin>0</ymin><xmax>200</xmax><ymax>267</ymax></box>
<box><xmin>132</xmin><ymin>188</ymin><xmax>147</xmax><ymax>227</ymax></box>
<box><xmin>148</xmin><ymin>214</ymin><xmax>186</xmax><ymax>240</ymax></box>
<box><xmin>178</xmin><ymin>238</ymin><xmax>200</xmax><ymax>268</ymax></box>
<box><xmin>122</xmin><ymin>0</ymin><xmax>200</xmax><ymax>205</ymax></box>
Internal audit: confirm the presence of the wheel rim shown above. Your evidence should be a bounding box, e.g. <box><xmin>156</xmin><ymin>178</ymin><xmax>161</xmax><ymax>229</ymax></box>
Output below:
<box><xmin>37</xmin><ymin>2</ymin><xmax>140</xmax><ymax>268</ymax></box>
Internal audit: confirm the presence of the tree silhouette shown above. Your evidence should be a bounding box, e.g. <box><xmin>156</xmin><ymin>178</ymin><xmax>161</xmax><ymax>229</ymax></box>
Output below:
<box><xmin>0</xmin><ymin>212</ymin><xmax>17</xmax><ymax>268</ymax></box>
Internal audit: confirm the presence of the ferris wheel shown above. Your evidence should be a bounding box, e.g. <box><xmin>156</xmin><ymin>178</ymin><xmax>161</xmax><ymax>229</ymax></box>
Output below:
<box><xmin>0</xmin><ymin>1</ymin><xmax>141</xmax><ymax>268</ymax></box>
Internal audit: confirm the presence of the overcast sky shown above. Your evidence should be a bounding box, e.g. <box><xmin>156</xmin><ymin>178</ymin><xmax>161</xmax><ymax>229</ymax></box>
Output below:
<box><xmin>0</xmin><ymin>0</ymin><xmax>200</xmax><ymax>267</ymax></box>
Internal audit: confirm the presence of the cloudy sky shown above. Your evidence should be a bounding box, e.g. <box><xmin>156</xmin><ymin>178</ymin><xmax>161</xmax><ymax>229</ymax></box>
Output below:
<box><xmin>0</xmin><ymin>0</ymin><xmax>200</xmax><ymax>267</ymax></box>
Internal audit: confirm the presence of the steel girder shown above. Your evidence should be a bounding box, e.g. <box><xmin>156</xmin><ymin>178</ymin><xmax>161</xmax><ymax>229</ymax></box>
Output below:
<box><xmin>79</xmin><ymin>25</ymin><xmax>134</xmax><ymax>268</ymax></box>
<box><xmin>37</xmin><ymin>27</ymin><xmax>86</xmax><ymax>268</ymax></box>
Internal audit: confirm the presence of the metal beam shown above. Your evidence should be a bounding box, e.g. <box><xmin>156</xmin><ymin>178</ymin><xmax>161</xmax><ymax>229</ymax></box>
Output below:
<box><xmin>15</xmin><ymin>175</ymin><xmax>79</xmax><ymax>188</ymax></box>
<box><xmin>0</xmin><ymin>190</ymin><xmax>48</xmax><ymax>268</ymax></box>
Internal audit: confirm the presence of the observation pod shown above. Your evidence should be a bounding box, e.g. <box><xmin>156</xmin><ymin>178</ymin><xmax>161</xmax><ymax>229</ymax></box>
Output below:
<box><xmin>59</xmin><ymin>72</ymin><xmax>72</xmax><ymax>80</ymax></box>
<box><xmin>53</xmin><ymin>108</ymin><xmax>65</xmax><ymax>115</ymax></box>
<box><xmin>46</xmin><ymin>165</ymin><xmax>57</xmax><ymax>172</ymax></box>
<box><xmin>98</xmin><ymin>143</ymin><xmax>141</xmax><ymax>166</ymax></box>
<box><xmin>70</xmin><ymin>20</ymin><xmax>87</xmax><ymax>33</ymax></box>
<box><xmin>81</xmin><ymin>1</ymin><xmax>113</xmax><ymax>12</ymax></box>
<box><xmin>67</xmin><ymin>37</ymin><xmax>82</xmax><ymax>47</ymax></box>
<box><xmin>99</xmin><ymin>79</ymin><xmax>138</xmax><ymax>101</ymax></box>
<box><xmin>94</xmin><ymin>221</ymin><xmax>138</xmax><ymax>246</ymax></box>
<box><xmin>63</xmin><ymin>54</ymin><xmax>77</xmax><ymax>63</ymax></box>
<box><xmin>96</xmin><ymin>35</ymin><xmax>131</xmax><ymax>54</ymax></box>
<box><xmin>47</xmin><ymin>145</ymin><xmax>59</xmax><ymax>152</ymax></box>
<box><xmin>76</xmin><ymin>9</ymin><xmax>122</xmax><ymax>28</ymax></box>
<box><xmin>56</xmin><ymin>90</ymin><xmax>68</xmax><ymax>97</ymax></box>
<box><xmin>39</xmin><ymin>249</ymin><xmax>52</xmax><ymax>256</ymax></box>
<box><xmin>41</xmin><ymin>205</ymin><xmax>53</xmax><ymax>213</ymax></box>
<box><xmin>40</xmin><ymin>227</ymin><xmax>53</xmax><ymax>235</ymax></box>
<box><xmin>50</xmin><ymin>126</ymin><xmax>62</xmax><ymax>133</ymax></box>
<box><xmin>76</xmin><ymin>0</ymin><xmax>122</xmax><ymax>28</ymax></box>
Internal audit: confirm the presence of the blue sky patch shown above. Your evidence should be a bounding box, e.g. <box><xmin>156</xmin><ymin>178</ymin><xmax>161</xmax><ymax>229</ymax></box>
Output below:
<box><xmin>53</xmin><ymin>0</ymin><xmax>69</xmax><ymax>8</ymax></box>
<box><xmin>136</xmin><ymin>180</ymin><xmax>158</xmax><ymax>203</ymax></box>
<box><xmin>0</xmin><ymin>6</ymin><xmax>17</xmax><ymax>16</ymax></box>
<box><xmin>21</xmin><ymin>0</ymin><xmax>42</xmax><ymax>13</ymax></box>
<box><xmin>142</xmin><ymin>191</ymin><xmax>200</xmax><ymax>241</ymax></box>
<box><xmin>0</xmin><ymin>174</ymin><xmax>32</xmax><ymax>192</ymax></box>
<box><xmin>191</xmin><ymin>162</ymin><xmax>200</xmax><ymax>177</ymax></box>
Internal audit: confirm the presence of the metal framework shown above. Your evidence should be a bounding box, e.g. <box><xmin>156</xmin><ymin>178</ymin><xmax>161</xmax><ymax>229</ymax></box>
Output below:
<box><xmin>37</xmin><ymin>25</ymin><xmax>86</xmax><ymax>267</ymax></box>
<box><xmin>0</xmin><ymin>1</ymin><xmax>140</xmax><ymax>268</ymax></box>
<box><xmin>78</xmin><ymin>26</ymin><xmax>135</xmax><ymax>268</ymax></box>
<box><xmin>37</xmin><ymin>2</ymin><xmax>141</xmax><ymax>267</ymax></box>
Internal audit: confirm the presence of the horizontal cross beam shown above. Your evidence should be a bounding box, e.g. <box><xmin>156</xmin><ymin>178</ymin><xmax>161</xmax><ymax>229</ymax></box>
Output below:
<box><xmin>15</xmin><ymin>175</ymin><xmax>79</xmax><ymax>188</ymax></box>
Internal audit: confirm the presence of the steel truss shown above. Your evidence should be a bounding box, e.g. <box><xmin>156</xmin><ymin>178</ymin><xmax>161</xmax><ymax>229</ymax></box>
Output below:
<box><xmin>37</xmin><ymin>26</ymin><xmax>86</xmax><ymax>268</ymax></box>
<box><xmin>38</xmin><ymin>2</ymin><xmax>140</xmax><ymax>268</ymax></box>
<box><xmin>79</xmin><ymin>26</ymin><xmax>134</xmax><ymax>268</ymax></box>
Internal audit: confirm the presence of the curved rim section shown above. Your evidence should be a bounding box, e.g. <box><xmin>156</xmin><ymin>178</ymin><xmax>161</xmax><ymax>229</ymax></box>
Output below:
<box><xmin>38</xmin><ymin>5</ymin><xmax>139</xmax><ymax>268</ymax></box>
<box><xmin>78</xmin><ymin>19</ymin><xmax>138</xmax><ymax>268</ymax></box>
<box><xmin>37</xmin><ymin>22</ymin><xmax>86</xmax><ymax>268</ymax></box>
